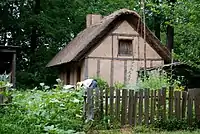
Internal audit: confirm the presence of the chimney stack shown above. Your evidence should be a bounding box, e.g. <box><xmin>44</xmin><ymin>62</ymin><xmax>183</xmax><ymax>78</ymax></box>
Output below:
<box><xmin>86</xmin><ymin>14</ymin><xmax>102</xmax><ymax>27</ymax></box>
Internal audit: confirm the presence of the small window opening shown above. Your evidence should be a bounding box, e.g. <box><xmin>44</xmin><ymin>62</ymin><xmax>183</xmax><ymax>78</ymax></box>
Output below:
<box><xmin>118</xmin><ymin>39</ymin><xmax>133</xmax><ymax>56</ymax></box>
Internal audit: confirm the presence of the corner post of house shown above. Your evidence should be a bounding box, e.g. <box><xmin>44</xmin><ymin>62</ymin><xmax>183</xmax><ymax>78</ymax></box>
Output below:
<box><xmin>110</xmin><ymin>35</ymin><xmax>114</xmax><ymax>86</ymax></box>
<box><xmin>12</xmin><ymin>52</ymin><xmax>16</xmax><ymax>88</ymax></box>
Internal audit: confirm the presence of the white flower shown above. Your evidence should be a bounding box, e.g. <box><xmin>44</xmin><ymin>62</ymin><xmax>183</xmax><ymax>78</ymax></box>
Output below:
<box><xmin>44</xmin><ymin>86</ymin><xmax>50</xmax><ymax>90</ymax></box>
<box><xmin>63</xmin><ymin>85</ymin><xmax>74</xmax><ymax>90</ymax></box>
<box><xmin>56</xmin><ymin>78</ymin><xmax>62</xmax><ymax>83</ymax></box>
<box><xmin>72</xmin><ymin>98</ymin><xmax>80</xmax><ymax>103</ymax></box>
<box><xmin>39</xmin><ymin>83</ymin><xmax>45</xmax><ymax>87</ymax></box>
<box><xmin>5</xmin><ymin>82</ymin><xmax>13</xmax><ymax>87</ymax></box>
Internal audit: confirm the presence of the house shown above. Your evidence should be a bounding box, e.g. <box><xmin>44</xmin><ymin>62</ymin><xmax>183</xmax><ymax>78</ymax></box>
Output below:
<box><xmin>0</xmin><ymin>45</ymin><xmax>19</xmax><ymax>87</ymax></box>
<box><xmin>46</xmin><ymin>9</ymin><xmax>171</xmax><ymax>86</ymax></box>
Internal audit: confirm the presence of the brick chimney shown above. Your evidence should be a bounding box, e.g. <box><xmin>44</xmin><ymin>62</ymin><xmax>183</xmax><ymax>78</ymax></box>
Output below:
<box><xmin>86</xmin><ymin>14</ymin><xmax>102</xmax><ymax>27</ymax></box>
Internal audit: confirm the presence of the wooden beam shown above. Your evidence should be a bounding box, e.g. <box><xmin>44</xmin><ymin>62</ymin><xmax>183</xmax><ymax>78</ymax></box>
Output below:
<box><xmin>97</xmin><ymin>59</ymin><xmax>100</xmax><ymax>77</ymax></box>
<box><xmin>0</xmin><ymin>49</ymin><xmax>16</xmax><ymax>53</ymax></box>
<box><xmin>84</xmin><ymin>58</ymin><xmax>89</xmax><ymax>79</ymax></box>
<box><xmin>124</xmin><ymin>60</ymin><xmax>127</xmax><ymax>85</ymax></box>
<box><xmin>111</xmin><ymin>33</ymin><xmax>139</xmax><ymax>37</ymax></box>
<box><xmin>88</xmin><ymin>56</ymin><xmax>163</xmax><ymax>61</ymax></box>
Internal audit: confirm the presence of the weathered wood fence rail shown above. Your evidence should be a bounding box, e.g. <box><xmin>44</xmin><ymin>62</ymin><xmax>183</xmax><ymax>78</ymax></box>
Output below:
<box><xmin>84</xmin><ymin>87</ymin><xmax>197</xmax><ymax>126</ymax></box>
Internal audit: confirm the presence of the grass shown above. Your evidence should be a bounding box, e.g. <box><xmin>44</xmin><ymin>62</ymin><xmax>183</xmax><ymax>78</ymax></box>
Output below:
<box><xmin>87</xmin><ymin>126</ymin><xmax>200</xmax><ymax>134</ymax></box>
<box><xmin>97</xmin><ymin>129</ymin><xmax>200</xmax><ymax>134</ymax></box>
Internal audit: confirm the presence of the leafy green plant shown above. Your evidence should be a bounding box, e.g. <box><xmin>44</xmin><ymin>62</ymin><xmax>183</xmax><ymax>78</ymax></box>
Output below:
<box><xmin>152</xmin><ymin>117</ymin><xmax>198</xmax><ymax>131</ymax></box>
<box><xmin>114</xmin><ymin>82</ymin><xmax>125</xmax><ymax>89</ymax></box>
<box><xmin>0</xmin><ymin>72</ymin><xmax>10</xmax><ymax>82</ymax></box>
<box><xmin>0</xmin><ymin>79</ymin><xmax>85</xmax><ymax>134</ymax></box>
<box><xmin>126</xmin><ymin>69</ymin><xmax>184</xmax><ymax>91</ymax></box>
<box><xmin>92</xmin><ymin>77</ymin><xmax>109</xmax><ymax>90</ymax></box>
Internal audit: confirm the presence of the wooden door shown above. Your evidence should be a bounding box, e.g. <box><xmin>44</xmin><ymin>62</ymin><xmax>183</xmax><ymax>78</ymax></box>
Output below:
<box><xmin>77</xmin><ymin>66</ymin><xmax>81</xmax><ymax>82</ymax></box>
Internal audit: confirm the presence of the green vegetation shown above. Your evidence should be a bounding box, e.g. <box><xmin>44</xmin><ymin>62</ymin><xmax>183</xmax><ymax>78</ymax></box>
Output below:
<box><xmin>88</xmin><ymin>125</ymin><xmax>200</xmax><ymax>134</ymax></box>
<box><xmin>98</xmin><ymin>129</ymin><xmax>200</xmax><ymax>134</ymax></box>
<box><xmin>0</xmin><ymin>80</ymin><xmax>84</xmax><ymax>134</ymax></box>
<box><xmin>126</xmin><ymin>69</ymin><xmax>184</xmax><ymax>91</ymax></box>
<box><xmin>0</xmin><ymin>77</ymin><xmax>200</xmax><ymax>133</ymax></box>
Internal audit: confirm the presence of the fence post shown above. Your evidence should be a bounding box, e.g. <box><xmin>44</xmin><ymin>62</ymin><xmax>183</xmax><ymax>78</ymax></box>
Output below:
<box><xmin>0</xmin><ymin>94</ymin><xmax>3</xmax><ymax>104</ymax></box>
<box><xmin>95</xmin><ymin>87</ymin><xmax>100</xmax><ymax>119</ymax></box>
<box><xmin>85</xmin><ymin>87</ymin><xmax>94</xmax><ymax>122</ymax></box>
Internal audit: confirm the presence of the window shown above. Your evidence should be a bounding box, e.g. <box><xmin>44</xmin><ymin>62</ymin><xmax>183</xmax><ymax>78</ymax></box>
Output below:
<box><xmin>118</xmin><ymin>39</ymin><xmax>133</xmax><ymax>56</ymax></box>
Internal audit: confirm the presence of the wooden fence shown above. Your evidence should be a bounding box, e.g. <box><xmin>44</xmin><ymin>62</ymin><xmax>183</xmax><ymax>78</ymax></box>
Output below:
<box><xmin>84</xmin><ymin>87</ymin><xmax>197</xmax><ymax>126</ymax></box>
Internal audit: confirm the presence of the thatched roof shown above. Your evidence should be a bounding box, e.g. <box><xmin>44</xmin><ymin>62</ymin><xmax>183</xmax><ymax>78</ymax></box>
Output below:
<box><xmin>46</xmin><ymin>8</ymin><xmax>171</xmax><ymax>67</ymax></box>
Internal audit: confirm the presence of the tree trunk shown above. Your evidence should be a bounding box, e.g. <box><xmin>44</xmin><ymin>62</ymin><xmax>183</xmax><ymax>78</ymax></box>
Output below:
<box><xmin>30</xmin><ymin>0</ymin><xmax>40</xmax><ymax>67</ymax></box>
<box><xmin>167</xmin><ymin>25</ymin><xmax>174</xmax><ymax>52</ymax></box>
<box><xmin>166</xmin><ymin>0</ymin><xmax>176</xmax><ymax>52</ymax></box>
<box><xmin>154</xmin><ymin>0</ymin><xmax>161</xmax><ymax>40</ymax></box>
<box><xmin>154</xmin><ymin>16</ymin><xmax>161</xmax><ymax>40</ymax></box>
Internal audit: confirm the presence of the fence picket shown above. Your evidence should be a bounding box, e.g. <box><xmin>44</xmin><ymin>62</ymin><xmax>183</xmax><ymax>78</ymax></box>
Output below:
<box><xmin>128</xmin><ymin>90</ymin><xmax>134</xmax><ymax>125</ymax></box>
<box><xmin>121</xmin><ymin>89</ymin><xmax>128</xmax><ymax>125</ymax></box>
<box><xmin>133</xmin><ymin>91</ymin><xmax>138</xmax><ymax>126</ymax></box>
<box><xmin>162</xmin><ymin>87</ymin><xmax>166</xmax><ymax>120</ymax></box>
<box><xmin>158</xmin><ymin>89</ymin><xmax>162</xmax><ymax>120</ymax></box>
<box><xmin>187</xmin><ymin>94</ymin><xmax>193</xmax><ymax>125</ymax></box>
<box><xmin>110</xmin><ymin>87</ymin><xmax>114</xmax><ymax>116</ymax></box>
<box><xmin>95</xmin><ymin>87</ymin><xmax>100</xmax><ymax>119</ymax></box>
<box><xmin>116</xmin><ymin>89</ymin><xmax>120</xmax><ymax>120</ymax></box>
<box><xmin>100</xmin><ymin>88</ymin><xmax>104</xmax><ymax>119</ymax></box>
<box><xmin>105</xmin><ymin>88</ymin><xmax>108</xmax><ymax>116</ymax></box>
<box><xmin>169</xmin><ymin>87</ymin><xmax>174</xmax><ymax>118</ymax></box>
<box><xmin>138</xmin><ymin>89</ymin><xmax>143</xmax><ymax>125</ymax></box>
<box><xmin>175</xmin><ymin>91</ymin><xmax>181</xmax><ymax>119</ymax></box>
<box><xmin>182</xmin><ymin>91</ymin><xmax>187</xmax><ymax>119</ymax></box>
<box><xmin>144</xmin><ymin>89</ymin><xmax>149</xmax><ymax>125</ymax></box>
<box><xmin>150</xmin><ymin>90</ymin><xmax>156</xmax><ymax>123</ymax></box>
